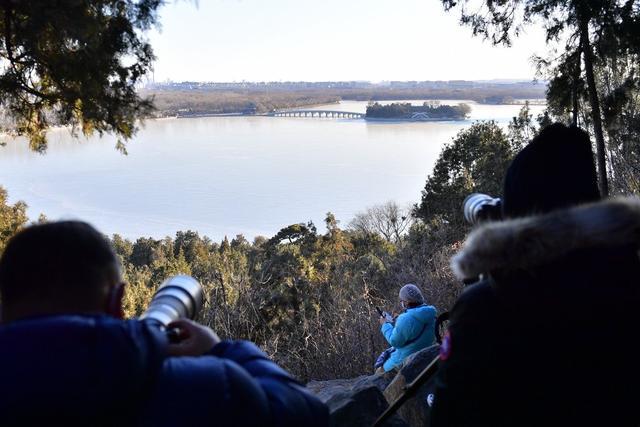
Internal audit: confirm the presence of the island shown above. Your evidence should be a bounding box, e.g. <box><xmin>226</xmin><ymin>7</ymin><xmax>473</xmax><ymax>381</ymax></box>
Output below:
<box><xmin>365</xmin><ymin>102</ymin><xmax>471</xmax><ymax>121</ymax></box>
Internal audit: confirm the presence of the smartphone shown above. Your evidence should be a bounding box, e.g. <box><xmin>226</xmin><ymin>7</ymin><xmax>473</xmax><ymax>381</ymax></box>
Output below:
<box><xmin>376</xmin><ymin>306</ymin><xmax>394</xmax><ymax>323</ymax></box>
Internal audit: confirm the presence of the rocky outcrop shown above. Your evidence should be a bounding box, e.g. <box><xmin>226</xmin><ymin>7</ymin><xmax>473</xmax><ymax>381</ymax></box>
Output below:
<box><xmin>307</xmin><ymin>345</ymin><xmax>440</xmax><ymax>426</ymax></box>
<box><xmin>383</xmin><ymin>345</ymin><xmax>440</xmax><ymax>426</ymax></box>
<box><xmin>307</xmin><ymin>373</ymin><xmax>407</xmax><ymax>427</ymax></box>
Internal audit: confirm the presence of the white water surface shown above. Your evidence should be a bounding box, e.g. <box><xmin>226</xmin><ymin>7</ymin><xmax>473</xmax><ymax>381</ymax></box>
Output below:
<box><xmin>0</xmin><ymin>100</ymin><xmax>544</xmax><ymax>240</ymax></box>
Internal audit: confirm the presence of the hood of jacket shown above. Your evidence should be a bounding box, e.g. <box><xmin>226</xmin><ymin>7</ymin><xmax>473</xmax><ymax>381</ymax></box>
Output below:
<box><xmin>451</xmin><ymin>197</ymin><xmax>640</xmax><ymax>281</ymax></box>
<box><xmin>405</xmin><ymin>304</ymin><xmax>436</xmax><ymax>324</ymax></box>
<box><xmin>0</xmin><ymin>315</ymin><xmax>168</xmax><ymax>424</ymax></box>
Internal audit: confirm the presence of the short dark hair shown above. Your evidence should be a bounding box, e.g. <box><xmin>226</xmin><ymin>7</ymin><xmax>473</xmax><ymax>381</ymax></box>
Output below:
<box><xmin>0</xmin><ymin>221</ymin><xmax>120</xmax><ymax>311</ymax></box>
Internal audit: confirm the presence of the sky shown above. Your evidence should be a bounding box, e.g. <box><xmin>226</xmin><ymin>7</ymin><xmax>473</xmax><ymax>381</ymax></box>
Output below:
<box><xmin>147</xmin><ymin>0</ymin><xmax>549</xmax><ymax>82</ymax></box>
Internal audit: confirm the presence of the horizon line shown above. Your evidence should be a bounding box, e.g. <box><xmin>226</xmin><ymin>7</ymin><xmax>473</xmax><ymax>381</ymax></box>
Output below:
<box><xmin>146</xmin><ymin>78</ymin><xmax>546</xmax><ymax>84</ymax></box>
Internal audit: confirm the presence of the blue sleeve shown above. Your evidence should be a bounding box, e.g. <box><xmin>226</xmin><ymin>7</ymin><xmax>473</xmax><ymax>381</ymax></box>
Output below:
<box><xmin>381</xmin><ymin>314</ymin><xmax>415</xmax><ymax>347</ymax></box>
<box><xmin>210</xmin><ymin>340</ymin><xmax>329</xmax><ymax>427</ymax></box>
<box><xmin>146</xmin><ymin>354</ymin><xmax>269</xmax><ymax>426</ymax></box>
<box><xmin>148</xmin><ymin>340</ymin><xmax>328</xmax><ymax>427</ymax></box>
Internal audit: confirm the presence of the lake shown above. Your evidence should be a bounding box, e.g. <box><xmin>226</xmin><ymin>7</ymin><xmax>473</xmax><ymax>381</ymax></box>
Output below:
<box><xmin>0</xmin><ymin>100</ymin><xmax>544</xmax><ymax>241</ymax></box>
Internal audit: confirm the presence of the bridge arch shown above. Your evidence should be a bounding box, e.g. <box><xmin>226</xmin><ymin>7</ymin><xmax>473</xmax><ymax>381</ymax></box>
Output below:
<box><xmin>269</xmin><ymin>109</ymin><xmax>365</xmax><ymax>119</ymax></box>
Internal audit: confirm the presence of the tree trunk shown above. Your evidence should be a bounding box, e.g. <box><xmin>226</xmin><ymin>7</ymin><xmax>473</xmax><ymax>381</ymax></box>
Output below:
<box><xmin>572</xmin><ymin>50</ymin><xmax>581</xmax><ymax>127</ymax></box>
<box><xmin>580</xmin><ymin>18</ymin><xmax>609</xmax><ymax>196</ymax></box>
<box><xmin>572</xmin><ymin>74</ymin><xmax>579</xmax><ymax>127</ymax></box>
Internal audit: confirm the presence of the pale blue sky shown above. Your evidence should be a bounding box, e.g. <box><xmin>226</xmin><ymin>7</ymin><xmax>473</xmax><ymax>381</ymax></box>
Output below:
<box><xmin>148</xmin><ymin>0</ymin><xmax>548</xmax><ymax>82</ymax></box>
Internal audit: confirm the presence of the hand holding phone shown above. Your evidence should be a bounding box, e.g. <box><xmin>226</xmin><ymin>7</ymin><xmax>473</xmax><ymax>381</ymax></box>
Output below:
<box><xmin>376</xmin><ymin>306</ymin><xmax>394</xmax><ymax>323</ymax></box>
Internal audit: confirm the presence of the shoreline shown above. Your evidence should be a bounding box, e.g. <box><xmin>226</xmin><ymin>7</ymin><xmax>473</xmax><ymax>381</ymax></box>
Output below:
<box><xmin>153</xmin><ymin>99</ymin><xmax>545</xmax><ymax>121</ymax></box>
<box><xmin>364</xmin><ymin>116</ymin><xmax>463</xmax><ymax>122</ymax></box>
<box><xmin>169</xmin><ymin>114</ymin><xmax>466</xmax><ymax>122</ymax></box>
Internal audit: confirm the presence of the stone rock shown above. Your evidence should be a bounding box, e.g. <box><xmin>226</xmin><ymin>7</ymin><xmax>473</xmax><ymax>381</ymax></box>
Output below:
<box><xmin>383</xmin><ymin>345</ymin><xmax>440</xmax><ymax>427</ymax></box>
<box><xmin>307</xmin><ymin>374</ymin><xmax>408</xmax><ymax>427</ymax></box>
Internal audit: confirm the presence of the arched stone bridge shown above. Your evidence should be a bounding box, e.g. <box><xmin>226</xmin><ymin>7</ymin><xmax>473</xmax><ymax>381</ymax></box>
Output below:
<box><xmin>268</xmin><ymin>110</ymin><xmax>365</xmax><ymax>119</ymax></box>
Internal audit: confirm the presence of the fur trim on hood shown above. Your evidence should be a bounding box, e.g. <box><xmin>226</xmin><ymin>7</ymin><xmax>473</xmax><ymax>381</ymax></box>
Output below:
<box><xmin>451</xmin><ymin>197</ymin><xmax>640</xmax><ymax>280</ymax></box>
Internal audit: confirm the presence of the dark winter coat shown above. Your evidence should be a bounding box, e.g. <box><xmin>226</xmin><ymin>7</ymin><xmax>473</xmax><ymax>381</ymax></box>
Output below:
<box><xmin>431</xmin><ymin>198</ymin><xmax>640</xmax><ymax>427</ymax></box>
<box><xmin>0</xmin><ymin>314</ymin><xmax>328</xmax><ymax>426</ymax></box>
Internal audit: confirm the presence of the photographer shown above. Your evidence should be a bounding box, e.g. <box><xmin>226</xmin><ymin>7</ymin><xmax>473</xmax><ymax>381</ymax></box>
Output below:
<box><xmin>376</xmin><ymin>284</ymin><xmax>437</xmax><ymax>374</ymax></box>
<box><xmin>0</xmin><ymin>221</ymin><xmax>328</xmax><ymax>426</ymax></box>
<box><xmin>431</xmin><ymin>124</ymin><xmax>640</xmax><ymax>426</ymax></box>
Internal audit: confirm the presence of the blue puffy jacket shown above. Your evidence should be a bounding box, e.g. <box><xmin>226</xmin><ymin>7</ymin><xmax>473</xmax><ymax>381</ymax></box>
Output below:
<box><xmin>0</xmin><ymin>315</ymin><xmax>328</xmax><ymax>426</ymax></box>
<box><xmin>381</xmin><ymin>304</ymin><xmax>437</xmax><ymax>371</ymax></box>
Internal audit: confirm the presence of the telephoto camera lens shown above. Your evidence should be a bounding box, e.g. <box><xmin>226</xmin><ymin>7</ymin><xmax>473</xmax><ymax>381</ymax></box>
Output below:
<box><xmin>462</xmin><ymin>193</ymin><xmax>502</xmax><ymax>225</ymax></box>
<box><xmin>140</xmin><ymin>275</ymin><xmax>204</xmax><ymax>326</ymax></box>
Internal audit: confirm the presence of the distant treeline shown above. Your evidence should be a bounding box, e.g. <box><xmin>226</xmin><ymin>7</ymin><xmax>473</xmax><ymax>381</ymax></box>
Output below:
<box><xmin>144</xmin><ymin>90</ymin><xmax>341</xmax><ymax>117</ymax></box>
<box><xmin>142</xmin><ymin>82</ymin><xmax>546</xmax><ymax>117</ymax></box>
<box><xmin>365</xmin><ymin>102</ymin><xmax>471</xmax><ymax>119</ymax></box>
<box><xmin>335</xmin><ymin>86</ymin><xmax>545</xmax><ymax>103</ymax></box>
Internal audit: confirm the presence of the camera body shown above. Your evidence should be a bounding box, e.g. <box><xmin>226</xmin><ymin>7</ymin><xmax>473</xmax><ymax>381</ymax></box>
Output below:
<box><xmin>141</xmin><ymin>275</ymin><xmax>204</xmax><ymax>326</ymax></box>
<box><xmin>462</xmin><ymin>193</ymin><xmax>502</xmax><ymax>225</ymax></box>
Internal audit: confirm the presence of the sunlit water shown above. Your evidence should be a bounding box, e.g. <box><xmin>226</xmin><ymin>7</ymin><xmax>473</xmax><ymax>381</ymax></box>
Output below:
<box><xmin>0</xmin><ymin>100</ymin><xmax>544</xmax><ymax>240</ymax></box>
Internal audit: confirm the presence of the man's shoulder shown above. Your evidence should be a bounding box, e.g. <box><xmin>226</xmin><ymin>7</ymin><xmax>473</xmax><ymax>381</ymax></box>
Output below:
<box><xmin>158</xmin><ymin>343</ymin><xmax>255</xmax><ymax>386</ymax></box>
<box><xmin>143</xmin><ymin>355</ymin><xmax>270</xmax><ymax>426</ymax></box>
<box><xmin>155</xmin><ymin>354</ymin><xmax>245</xmax><ymax>399</ymax></box>
<box><xmin>160</xmin><ymin>354</ymin><xmax>225</xmax><ymax>379</ymax></box>
<box><xmin>155</xmin><ymin>340</ymin><xmax>284</xmax><ymax>393</ymax></box>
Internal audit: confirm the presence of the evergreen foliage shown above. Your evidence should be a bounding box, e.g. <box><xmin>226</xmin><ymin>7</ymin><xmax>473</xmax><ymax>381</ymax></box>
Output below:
<box><xmin>414</xmin><ymin>121</ymin><xmax>515</xmax><ymax>230</ymax></box>
<box><xmin>0</xmin><ymin>1</ymin><xmax>161</xmax><ymax>152</ymax></box>
<box><xmin>0</xmin><ymin>187</ymin><xmax>27</xmax><ymax>253</ymax></box>
<box><xmin>365</xmin><ymin>102</ymin><xmax>470</xmax><ymax>119</ymax></box>
<box><xmin>441</xmin><ymin>0</ymin><xmax>640</xmax><ymax>196</ymax></box>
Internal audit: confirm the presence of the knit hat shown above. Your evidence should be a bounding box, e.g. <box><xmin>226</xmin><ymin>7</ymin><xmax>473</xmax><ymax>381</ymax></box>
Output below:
<box><xmin>399</xmin><ymin>284</ymin><xmax>424</xmax><ymax>304</ymax></box>
<box><xmin>502</xmin><ymin>123</ymin><xmax>600</xmax><ymax>219</ymax></box>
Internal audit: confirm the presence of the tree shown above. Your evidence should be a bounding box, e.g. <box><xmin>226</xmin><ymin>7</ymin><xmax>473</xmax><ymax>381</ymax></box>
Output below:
<box><xmin>130</xmin><ymin>236</ymin><xmax>163</xmax><ymax>268</ymax></box>
<box><xmin>111</xmin><ymin>233</ymin><xmax>133</xmax><ymax>262</ymax></box>
<box><xmin>599</xmin><ymin>53</ymin><xmax>640</xmax><ymax>193</ymax></box>
<box><xmin>0</xmin><ymin>1</ymin><xmax>162</xmax><ymax>152</ymax></box>
<box><xmin>267</xmin><ymin>223</ymin><xmax>317</xmax><ymax>247</ymax></box>
<box><xmin>219</xmin><ymin>236</ymin><xmax>231</xmax><ymax>254</ymax></box>
<box><xmin>414</xmin><ymin>121</ymin><xmax>514</xmax><ymax>228</ymax></box>
<box><xmin>441</xmin><ymin>0</ymin><xmax>640</xmax><ymax>196</ymax></box>
<box><xmin>174</xmin><ymin>230</ymin><xmax>208</xmax><ymax>264</ymax></box>
<box><xmin>508</xmin><ymin>102</ymin><xmax>538</xmax><ymax>152</ymax></box>
<box><xmin>349</xmin><ymin>201</ymin><xmax>413</xmax><ymax>244</ymax></box>
<box><xmin>0</xmin><ymin>186</ymin><xmax>27</xmax><ymax>253</ymax></box>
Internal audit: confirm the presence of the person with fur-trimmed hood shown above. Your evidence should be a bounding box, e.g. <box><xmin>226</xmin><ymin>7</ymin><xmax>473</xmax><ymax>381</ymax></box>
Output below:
<box><xmin>431</xmin><ymin>123</ymin><xmax>640</xmax><ymax>426</ymax></box>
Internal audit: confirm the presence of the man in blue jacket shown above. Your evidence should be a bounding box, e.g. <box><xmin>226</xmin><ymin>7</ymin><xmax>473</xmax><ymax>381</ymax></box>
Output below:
<box><xmin>378</xmin><ymin>284</ymin><xmax>437</xmax><ymax>373</ymax></box>
<box><xmin>0</xmin><ymin>221</ymin><xmax>328</xmax><ymax>426</ymax></box>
